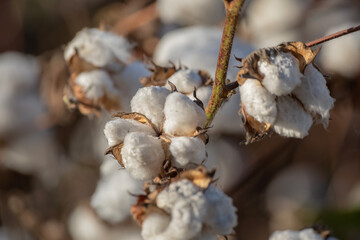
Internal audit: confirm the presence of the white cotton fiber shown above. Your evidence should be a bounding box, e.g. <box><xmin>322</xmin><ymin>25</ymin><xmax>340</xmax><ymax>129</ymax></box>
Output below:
<box><xmin>187</xmin><ymin>86</ymin><xmax>212</xmax><ymax>107</ymax></box>
<box><xmin>91</xmin><ymin>158</ymin><xmax>141</xmax><ymax>224</ymax></box>
<box><xmin>104</xmin><ymin>118</ymin><xmax>156</xmax><ymax>147</ymax></box>
<box><xmin>169</xmin><ymin>137</ymin><xmax>206</xmax><ymax>168</ymax></box>
<box><xmin>258</xmin><ymin>52</ymin><xmax>303</xmax><ymax>96</ymax></box>
<box><xmin>269</xmin><ymin>228</ymin><xmax>333</xmax><ymax>240</ymax></box>
<box><xmin>163</xmin><ymin>92</ymin><xmax>207</xmax><ymax>136</ymax></box>
<box><xmin>141</xmin><ymin>213</ymin><xmax>171</xmax><ymax>240</ymax></box>
<box><xmin>240</xmin><ymin>79</ymin><xmax>277</xmax><ymax>124</ymax></box>
<box><xmin>165</xmin><ymin>69</ymin><xmax>203</xmax><ymax>94</ymax></box>
<box><xmin>273</xmin><ymin>96</ymin><xmax>313</xmax><ymax>138</ymax></box>
<box><xmin>121</xmin><ymin>132</ymin><xmax>164</xmax><ymax>180</ymax></box>
<box><xmin>75</xmin><ymin>70</ymin><xmax>118</xmax><ymax>100</ymax></box>
<box><xmin>130</xmin><ymin>86</ymin><xmax>171</xmax><ymax>129</ymax></box>
<box><xmin>293</xmin><ymin>64</ymin><xmax>335</xmax><ymax>126</ymax></box>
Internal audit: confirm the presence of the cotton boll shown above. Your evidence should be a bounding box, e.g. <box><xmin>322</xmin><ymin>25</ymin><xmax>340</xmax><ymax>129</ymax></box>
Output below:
<box><xmin>75</xmin><ymin>70</ymin><xmax>118</xmax><ymax>100</ymax></box>
<box><xmin>258</xmin><ymin>52</ymin><xmax>303</xmax><ymax>96</ymax></box>
<box><xmin>320</xmin><ymin>22</ymin><xmax>360</xmax><ymax>78</ymax></box>
<box><xmin>163</xmin><ymin>92</ymin><xmax>207</xmax><ymax>136</ymax></box>
<box><xmin>273</xmin><ymin>96</ymin><xmax>313</xmax><ymax>138</ymax></box>
<box><xmin>165</xmin><ymin>69</ymin><xmax>203</xmax><ymax>94</ymax></box>
<box><xmin>104</xmin><ymin>118</ymin><xmax>156</xmax><ymax>147</ymax></box>
<box><xmin>293</xmin><ymin>64</ymin><xmax>334</xmax><ymax>126</ymax></box>
<box><xmin>269</xmin><ymin>230</ymin><xmax>300</xmax><ymax>240</ymax></box>
<box><xmin>141</xmin><ymin>213</ymin><xmax>171</xmax><ymax>240</ymax></box>
<box><xmin>299</xmin><ymin>229</ymin><xmax>323</xmax><ymax>240</ymax></box>
<box><xmin>169</xmin><ymin>137</ymin><xmax>206</xmax><ymax>168</ymax></box>
<box><xmin>204</xmin><ymin>185</ymin><xmax>237</xmax><ymax>235</ymax></box>
<box><xmin>91</xmin><ymin>157</ymin><xmax>142</xmax><ymax>224</ymax></box>
<box><xmin>157</xmin><ymin>0</ymin><xmax>225</xmax><ymax>26</ymax></box>
<box><xmin>131</xmin><ymin>87</ymin><xmax>171</xmax><ymax>129</ymax></box>
<box><xmin>187</xmin><ymin>86</ymin><xmax>212</xmax><ymax>106</ymax></box>
<box><xmin>240</xmin><ymin>79</ymin><xmax>277</xmax><ymax>124</ymax></box>
<box><xmin>154</xmin><ymin>26</ymin><xmax>254</xmax><ymax>81</ymax></box>
<box><xmin>121</xmin><ymin>132</ymin><xmax>164</xmax><ymax>180</ymax></box>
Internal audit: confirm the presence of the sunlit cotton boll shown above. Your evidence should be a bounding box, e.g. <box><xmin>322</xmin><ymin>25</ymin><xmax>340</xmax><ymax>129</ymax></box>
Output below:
<box><xmin>293</xmin><ymin>64</ymin><xmax>335</xmax><ymax>126</ymax></box>
<box><xmin>165</xmin><ymin>69</ymin><xmax>203</xmax><ymax>94</ymax></box>
<box><xmin>258</xmin><ymin>51</ymin><xmax>303</xmax><ymax>96</ymax></box>
<box><xmin>121</xmin><ymin>132</ymin><xmax>164</xmax><ymax>180</ymax></box>
<box><xmin>163</xmin><ymin>92</ymin><xmax>207</xmax><ymax>136</ymax></box>
<box><xmin>240</xmin><ymin>78</ymin><xmax>277</xmax><ymax>124</ymax></box>
<box><xmin>104</xmin><ymin>118</ymin><xmax>156</xmax><ymax>147</ymax></box>
<box><xmin>64</xmin><ymin>28</ymin><xmax>133</xmax><ymax>69</ymax></box>
<box><xmin>169</xmin><ymin>137</ymin><xmax>206</xmax><ymax>168</ymax></box>
<box><xmin>90</xmin><ymin>157</ymin><xmax>142</xmax><ymax>224</ymax></box>
<box><xmin>157</xmin><ymin>0</ymin><xmax>225</xmax><ymax>26</ymax></box>
<box><xmin>273</xmin><ymin>96</ymin><xmax>313</xmax><ymax>138</ymax></box>
<box><xmin>130</xmin><ymin>86</ymin><xmax>171</xmax><ymax>129</ymax></box>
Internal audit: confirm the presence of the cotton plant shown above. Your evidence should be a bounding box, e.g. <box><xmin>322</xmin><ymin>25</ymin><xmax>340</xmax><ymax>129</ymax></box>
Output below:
<box><xmin>236</xmin><ymin>41</ymin><xmax>335</xmax><ymax>143</ymax></box>
<box><xmin>63</xmin><ymin>28</ymin><xmax>147</xmax><ymax>116</ymax></box>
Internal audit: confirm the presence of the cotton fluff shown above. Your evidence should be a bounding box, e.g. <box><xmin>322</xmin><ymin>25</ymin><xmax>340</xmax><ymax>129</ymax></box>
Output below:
<box><xmin>240</xmin><ymin>79</ymin><xmax>277</xmax><ymax>124</ymax></box>
<box><xmin>121</xmin><ymin>132</ymin><xmax>164</xmax><ymax>180</ymax></box>
<box><xmin>75</xmin><ymin>70</ymin><xmax>118</xmax><ymax>100</ymax></box>
<box><xmin>187</xmin><ymin>86</ymin><xmax>212</xmax><ymax>106</ymax></box>
<box><xmin>104</xmin><ymin>118</ymin><xmax>156</xmax><ymax>147</ymax></box>
<box><xmin>269</xmin><ymin>228</ymin><xmax>336</xmax><ymax>240</ymax></box>
<box><xmin>163</xmin><ymin>92</ymin><xmax>207</xmax><ymax>136</ymax></box>
<box><xmin>273</xmin><ymin>96</ymin><xmax>313</xmax><ymax>138</ymax></box>
<box><xmin>258</xmin><ymin>52</ymin><xmax>303</xmax><ymax>96</ymax></box>
<box><xmin>64</xmin><ymin>28</ymin><xmax>132</xmax><ymax>68</ymax></box>
<box><xmin>320</xmin><ymin>22</ymin><xmax>360</xmax><ymax>78</ymax></box>
<box><xmin>130</xmin><ymin>86</ymin><xmax>171</xmax><ymax>129</ymax></box>
<box><xmin>141</xmin><ymin>213</ymin><xmax>171</xmax><ymax>240</ymax></box>
<box><xmin>165</xmin><ymin>69</ymin><xmax>203</xmax><ymax>94</ymax></box>
<box><xmin>169</xmin><ymin>137</ymin><xmax>206</xmax><ymax>168</ymax></box>
<box><xmin>293</xmin><ymin>64</ymin><xmax>335</xmax><ymax>126</ymax></box>
<box><xmin>90</xmin><ymin>157</ymin><xmax>141</xmax><ymax>224</ymax></box>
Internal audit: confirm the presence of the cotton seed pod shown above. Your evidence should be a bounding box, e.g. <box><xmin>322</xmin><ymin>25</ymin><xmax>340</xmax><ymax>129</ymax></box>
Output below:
<box><xmin>163</xmin><ymin>92</ymin><xmax>207</xmax><ymax>136</ymax></box>
<box><xmin>121</xmin><ymin>132</ymin><xmax>165</xmax><ymax>181</ymax></box>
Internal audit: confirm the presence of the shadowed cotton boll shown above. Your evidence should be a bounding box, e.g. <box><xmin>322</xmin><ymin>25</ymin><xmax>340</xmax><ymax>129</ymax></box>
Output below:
<box><xmin>169</xmin><ymin>137</ymin><xmax>206</xmax><ymax>168</ymax></box>
<box><xmin>157</xmin><ymin>0</ymin><xmax>225</xmax><ymax>26</ymax></box>
<box><xmin>91</xmin><ymin>157</ymin><xmax>142</xmax><ymax>224</ymax></box>
<box><xmin>320</xmin><ymin>22</ymin><xmax>360</xmax><ymax>78</ymax></box>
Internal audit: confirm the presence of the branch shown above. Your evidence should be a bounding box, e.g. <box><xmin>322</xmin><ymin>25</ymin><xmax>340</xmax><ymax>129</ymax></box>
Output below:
<box><xmin>306</xmin><ymin>24</ymin><xmax>360</xmax><ymax>47</ymax></box>
<box><xmin>205</xmin><ymin>0</ymin><xmax>246</xmax><ymax>128</ymax></box>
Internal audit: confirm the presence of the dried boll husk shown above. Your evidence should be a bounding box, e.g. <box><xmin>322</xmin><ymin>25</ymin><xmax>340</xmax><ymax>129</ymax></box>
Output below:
<box><xmin>236</xmin><ymin>42</ymin><xmax>332</xmax><ymax>144</ymax></box>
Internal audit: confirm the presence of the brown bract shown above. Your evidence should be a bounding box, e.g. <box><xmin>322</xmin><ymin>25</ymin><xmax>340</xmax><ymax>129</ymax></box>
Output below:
<box><xmin>140</xmin><ymin>61</ymin><xmax>178</xmax><ymax>87</ymax></box>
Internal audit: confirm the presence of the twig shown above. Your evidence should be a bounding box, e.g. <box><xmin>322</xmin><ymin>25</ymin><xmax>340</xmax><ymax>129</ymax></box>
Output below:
<box><xmin>306</xmin><ymin>24</ymin><xmax>360</xmax><ymax>47</ymax></box>
<box><xmin>205</xmin><ymin>0</ymin><xmax>246</xmax><ymax>128</ymax></box>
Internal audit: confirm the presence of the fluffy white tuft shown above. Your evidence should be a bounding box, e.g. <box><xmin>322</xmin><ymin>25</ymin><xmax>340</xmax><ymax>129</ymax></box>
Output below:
<box><xmin>130</xmin><ymin>86</ymin><xmax>171</xmax><ymax>129</ymax></box>
<box><xmin>240</xmin><ymin>79</ymin><xmax>277</xmax><ymax>124</ymax></box>
<box><xmin>169</xmin><ymin>137</ymin><xmax>206</xmax><ymax>168</ymax></box>
<box><xmin>165</xmin><ymin>69</ymin><xmax>203</xmax><ymax>94</ymax></box>
<box><xmin>258</xmin><ymin>52</ymin><xmax>303</xmax><ymax>96</ymax></box>
<box><xmin>141</xmin><ymin>213</ymin><xmax>171</xmax><ymax>240</ymax></box>
<box><xmin>75</xmin><ymin>70</ymin><xmax>118</xmax><ymax>100</ymax></box>
<box><xmin>163</xmin><ymin>92</ymin><xmax>207</xmax><ymax>136</ymax></box>
<box><xmin>293</xmin><ymin>64</ymin><xmax>335</xmax><ymax>126</ymax></box>
<box><xmin>273</xmin><ymin>96</ymin><xmax>313</xmax><ymax>138</ymax></box>
<box><xmin>269</xmin><ymin>228</ymin><xmax>333</xmax><ymax>240</ymax></box>
<box><xmin>121</xmin><ymin>132</ymin><xmax>164</xmax><ymax>180</ymax></box>
<box><xmin>104</xmin><ymin>118</ymin><xmax>156</xmax><ymax>147</ymax></box>
<box><xmin>187</xmin><ymin>86</ymin><xmax>212</xmax><ymax>107</ymax></box>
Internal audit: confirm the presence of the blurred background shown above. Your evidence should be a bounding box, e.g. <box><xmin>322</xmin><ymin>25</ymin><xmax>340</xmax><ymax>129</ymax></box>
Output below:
<box><xmin>0</xmin><ymin>0</ymin><xmax>359</xmax><ymax>239</ymax></box>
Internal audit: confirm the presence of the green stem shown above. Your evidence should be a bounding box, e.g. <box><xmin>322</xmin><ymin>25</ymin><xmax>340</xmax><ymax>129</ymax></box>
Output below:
<box><xmin>205</xmin><ymin>0</ymin><xmax>246</xmax><ymax>128</ymax></box>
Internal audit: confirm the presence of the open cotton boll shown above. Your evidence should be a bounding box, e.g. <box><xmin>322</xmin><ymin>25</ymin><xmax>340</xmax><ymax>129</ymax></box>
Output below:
<box><xmin>157</xmin><ymin>0</ymin><xmax>225</xmax><ymax>26</ymax></box>
<box><xmin>169</xmin><ymin>137</ymin><xmax>206</xmax><ymax>168</ymax></box>
<box><xmin>141</xmin><ymin>213</ymin><xmax>171</xmax><ymax>240</ymax></box>
<box><xmin>75</xmin><ymin>70</ymin><xmax>118</xmax><ymax>100</ymax></box>
<box><xmin>163</xmin><ymin>92</ymin><xmax>207</xmax><ymax>136</ymax></box>
<box><xmin>121</xmin><ymin>132</ymin><xmax>164</xmax><ymax>180</ymax></box>
<box><xmin>154</xmin><ymin>26</ymin><xmax>254</xmax><ymax>81</ymax></box>
<box><xmin>203</xmin><ymin>185</ymin><xmax>237</xmax><ymax>235</ymax></box>
<box><xmin>240</xmin><ymin>79</ymin><xmax>277</xmax><ymax>124</ymax></box>
<box><xmin>320</xmin><ymin>22</ymin><xmax>360</xmax><ymax>78</ymax></box>
<box><xmin>165</xmin><ymin>69</ymin><xmax>203</xmax><ymax>94</ymax></box>
<box><xmin>131</xmin><ymin>86</ymin><xmax>170</xmax><ymax>129</ymax></box>
<box><xmin>187</xmin><ymin>86</ymin><xmax>212</xmax><ymax>106</ymax></box>
<box><xmin>258</xmin><ymin>52</ymin><xmax>303</xmax><ymax>96</ymax></box>
<box><xmin>293</xmin><ymin>64</ymin><xmax>334</xmax><ymax>126</ymax></box>
<box><xmin>269</xmin><ymin>228</ymin><xmax>332</xmax><ymax>240</ymax></box>
<box><xmin>91</xmin><ymin>159</ymin><xmax>141</xmax><ymax>224</ymax></box>
<box><xmin>273</xmin><ymin>96</ymin><xmax>313</xmax><ymax>138</ymax></box>
<box><xmin>104</xmin><ymin>118</ymin><xmax>156</xmax><ymax>147</ymax></box>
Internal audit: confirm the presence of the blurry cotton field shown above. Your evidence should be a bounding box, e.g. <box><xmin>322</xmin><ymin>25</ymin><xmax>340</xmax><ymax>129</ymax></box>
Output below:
<box><xmin>0</xmin><ymin>0</ymin><xmax>360</xmax><ymax>240</ymax></box>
